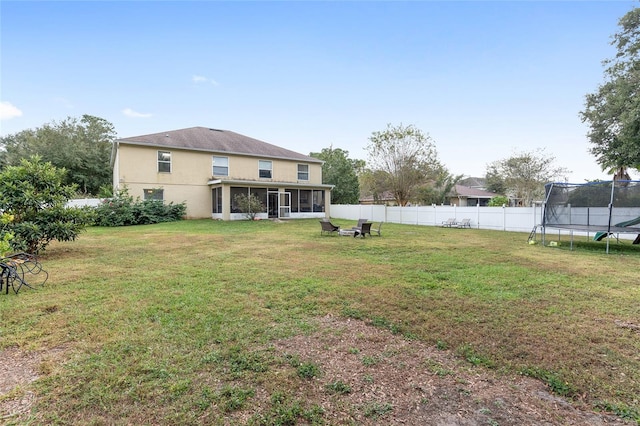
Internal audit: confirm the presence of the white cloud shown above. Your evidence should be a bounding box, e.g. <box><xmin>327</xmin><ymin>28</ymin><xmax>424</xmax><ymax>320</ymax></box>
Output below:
<box><xmin>0</xmin><ymin>101</ymin><xmax>23</xmax><ymax>120</ymax></box>
<box><xmin>122</xmin><ymin>108</ymin><xmax>152</xmax><ymax>118</ymax></box>
<box><xmin>192</xmin><ymin>75</ymin><xmax>219</xmax><ymax>86</ymax></box>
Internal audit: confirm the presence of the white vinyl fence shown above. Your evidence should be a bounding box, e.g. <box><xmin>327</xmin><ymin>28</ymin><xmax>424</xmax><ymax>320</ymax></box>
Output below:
<box><xmin>330</xmin><ymin>204</ymin><xmax>542</xmax><ymax>234</ymax></box>
<box><xmin>67</xmin><ymin>198</ymin><xmax>104</xmax><ymax>208</ymax></box>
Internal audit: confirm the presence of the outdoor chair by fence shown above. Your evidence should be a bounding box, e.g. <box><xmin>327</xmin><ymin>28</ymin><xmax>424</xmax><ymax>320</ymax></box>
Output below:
<box><xmin>370</xmin><ymin>222</ymin><xmax>383</xmax><ymax>236</ymax></box>
<box><xmin>353</xmin><ymin>219</ymin><xmax>368</xmax><ymax>229</ymax></box>
<box><xmin>441</xmin><ymin>218</ymin><xmax>457</xmax><ymax>227</ymax></box>
<box><xmin>457</xmin><ymin>218</ymin><xmax>471</xmax><ymax>228</ymax></box>
<box><xmin>1</xmin><ymin>253</ymin><xmax>48</xmax><ymax>294</ymax></box>
<box><xmin>353</xmin><ymin>222</ymin><xmax>372</xmax><ymax>238</ymax></box>
<box><xmin>319</xmin><ymin>220</ymin><xmax>340</xmax><ymax>235</ymax></box>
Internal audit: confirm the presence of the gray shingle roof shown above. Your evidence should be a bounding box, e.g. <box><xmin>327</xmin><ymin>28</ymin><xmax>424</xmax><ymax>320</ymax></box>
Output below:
<box><xmin>453</xmin><ymin>184</ymin><xmax>497</xmax><ymax>198</ymax></box>
<box><xmin>458</xmin><ymin>177</ymin><xmax>487</xmax><ymax>189</ymax></box>
<box><xmin>117</xmin><ymin>127</ymin><xmax>322</xmax><ymax>163</ymax></box>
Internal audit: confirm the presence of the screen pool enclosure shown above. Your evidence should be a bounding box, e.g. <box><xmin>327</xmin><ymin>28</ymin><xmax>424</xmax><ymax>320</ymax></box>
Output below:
<box><xmin>541</xmin><ymin>180</ymin><xmax>640</xmax><ymax>253</ymax></box>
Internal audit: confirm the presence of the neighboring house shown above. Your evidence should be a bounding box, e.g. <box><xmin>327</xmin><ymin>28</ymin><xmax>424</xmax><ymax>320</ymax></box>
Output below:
<box><xmin>448</xmin><ymin>184</ymin><xmax>499</xmax><ymax>207</ymax></box>
<box><xmin>111</xmin><ymin>127</ymin><xmax>333</xmax><ymax>220</ymax></box>
<box><xmin>458</xmin><ymin>176</ymin><xmax>488</xmax><ymax>190</ymax></box>
<box><xmin>359</xmin><ymin>191</ymin><xmax>398</xmax><ymax>206</ymax></box>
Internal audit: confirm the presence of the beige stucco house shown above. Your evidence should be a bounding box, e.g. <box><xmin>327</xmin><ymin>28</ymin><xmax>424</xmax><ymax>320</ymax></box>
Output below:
<box><xmin>448</xmin><ymin>184</ymin><xmax>498</xmax><ymax>207</ymax></box>
<box><xmin>111</xmin><ymin>127</ymin><xmax>333</xmax><ymax>220</ymax></box>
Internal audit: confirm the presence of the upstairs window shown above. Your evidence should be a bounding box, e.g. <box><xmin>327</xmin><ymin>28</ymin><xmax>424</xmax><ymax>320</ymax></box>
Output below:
<box><xmin>259</xmin><ymin>160</ymin><xmax>272</xmax><ymax>178</ymax></box>
<box><xmin>158</xmin><ymin>151</ymin><xmax>171</xmax><ymax>173</ymax></box>
<box><xmin>297</xmin><ymin>164</ymin><xmax>309</xmax><ymax>181</ymax></box>
<box><xmin>213</xmin><ymin>156</ymin><xmax>229</xmax><ymax>176</ymax></box>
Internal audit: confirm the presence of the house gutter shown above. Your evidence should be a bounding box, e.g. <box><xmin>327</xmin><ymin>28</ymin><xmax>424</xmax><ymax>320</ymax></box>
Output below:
<box><xmin>207</xmin><ymin>178</ymin><xmax>333</xmax><ymax>190</ymax></box>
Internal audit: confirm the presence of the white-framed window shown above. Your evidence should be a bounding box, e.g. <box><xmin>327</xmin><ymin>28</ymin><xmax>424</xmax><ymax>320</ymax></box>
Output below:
<box><xmin>158</xmin><ymin>151</ymin><xmax>171</xmax><ymax>173</ymax></box>
<box><xmin>297</xmin><ymin>164</ymin><xmax>309</xmax><ymax>181</ymax></box>
<box><xmin>144</xmin><ymin>188</ymin><xmax>164</xmax><ymax>201</ymax></box>
<box><xmin>213</xmin><ymin>156</ymin><xmax>229</xmax><ymax>176</ymax></box>
<box><xmin>259</xmin><ymin>160</ymin><xmax>272</xmax><ymax>178</ymax></box>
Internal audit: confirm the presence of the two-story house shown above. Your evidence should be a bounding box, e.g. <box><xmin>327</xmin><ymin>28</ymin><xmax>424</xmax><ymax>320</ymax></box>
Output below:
<box><xmin>110</xmin><ymin>127</ymin><xmax>333</xmax><ymax>220</ymax></box>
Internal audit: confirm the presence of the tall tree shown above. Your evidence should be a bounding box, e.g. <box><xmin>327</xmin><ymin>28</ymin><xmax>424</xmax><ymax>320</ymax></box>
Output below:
<box><xmin>485</xmin><ymin>163</ymin><xmax>508</xmax><ymax>194</ymax></box>
<box><xmin>487</xmin><ymin>149</ymin><xmax>568</xmax><ymax>207</ymax></box>
<box><xmin>310</xmin><ymin>147</ymin><xmax>362</xmax><ymax>204</ymax></box>
<box><xmin>0</xmin><ymin>115</ymin><xmax>116</xmax><ymax>195</ymax></box>
<box><xmin>581</xmin><ymin>6</ymin><xmax>640</xmax><ymax>177</ymax></box>
<box><xmin>366</xmin><ymin>123</ymin><xmax>443</xmax><ymax>206</ymax></box>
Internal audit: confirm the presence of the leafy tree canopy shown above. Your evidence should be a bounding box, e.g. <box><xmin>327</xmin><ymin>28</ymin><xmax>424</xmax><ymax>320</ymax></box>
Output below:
<box><xmin>0</xmin><ymin>156</ymin><xmax>94</xmax><ymax>253</ymax></box>
<box><xmin>0</xmin><ymin>114</ymin><xmax>116</xmax><ymax>195</ymax></box>
<box><xmin>366</xmin><ymin>123</ymin><xmax>444</xmax><ymax>206</ymax></box>
<box><xmin>415</xmin><ymin>169</ymin><xmax>463</xmax><ymax>205</ymax></box>
<box><xmin>486</xmin><ymin>149</ymin><xmax>569</xmax><ymax>207</ymax></box>
<box><xmin>310</xmin><ymin>147</ymin><xmax>363</xmax><ymax>204</ymax></box>
<box><xmin>581</xmin><ymin>6</ymin><xmax>640</xmax><ymax>176</ymax></box>
<box><xmin>358</xmin><ymin>169</ymin><xmax>392</xmax><ymax>204</ymax></box>
<box><xmin>485</xmin><ymin>164</ymin><xmax>508</xmax><ymax>195</ymax></box>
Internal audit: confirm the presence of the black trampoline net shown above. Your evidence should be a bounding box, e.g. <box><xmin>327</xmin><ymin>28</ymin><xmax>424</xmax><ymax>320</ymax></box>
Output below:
<box><xmin>543</xmin><ymin>181</ymin><xmax>640</xmax><ymax>231</ymax></box>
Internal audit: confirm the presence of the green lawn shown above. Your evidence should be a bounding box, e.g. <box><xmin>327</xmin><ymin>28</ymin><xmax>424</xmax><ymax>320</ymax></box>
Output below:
<box><xmin>1</xmin><ymin>219</ymin><xmax>639</xmax><ymax>424</ymax></box>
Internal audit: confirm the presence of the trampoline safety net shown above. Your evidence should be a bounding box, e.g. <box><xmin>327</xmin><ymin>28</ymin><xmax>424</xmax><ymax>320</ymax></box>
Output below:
<box><xmin>543</xmin><ymin>181</ymin><xmax>640</xmax><ymax>232</ymax></box>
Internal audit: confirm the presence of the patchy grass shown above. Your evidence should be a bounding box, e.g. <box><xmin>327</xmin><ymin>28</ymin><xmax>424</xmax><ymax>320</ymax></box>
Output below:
<box><xmin>0</xmin><ymin>218</ymin><xmax>639</xmax><ymax>424</ymax></box>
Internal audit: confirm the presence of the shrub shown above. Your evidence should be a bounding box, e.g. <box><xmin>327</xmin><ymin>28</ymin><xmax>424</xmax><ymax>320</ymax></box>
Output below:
<box><xmin>94</xmin><ymin>187</ymin><xmax>186</xmax><ymax>227</ymax></box>
<box><xmin>488</xmin><ymin>196</ymin><xmax>509</xmax><ymax>206</ymax></box>
<box><xmin>233</xmin><ymin>193</ymin><xmax>264</xmax><ymax>220</ymax></box>
<box><xmin>0</xmin><ymin>156</ymin><xmax>94</xmax><ymax>253</ymax></box>
<box><xmin>0</xmin><ymin>213</ymin><xmax>14</xmax><ymax>256</ymax></box>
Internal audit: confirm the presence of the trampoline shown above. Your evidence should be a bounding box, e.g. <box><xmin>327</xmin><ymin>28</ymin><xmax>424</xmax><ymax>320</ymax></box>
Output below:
<box><xmin>541</xmin><ymin>180</ymin><xmax>640</xmax><ymax>253</ymax></box>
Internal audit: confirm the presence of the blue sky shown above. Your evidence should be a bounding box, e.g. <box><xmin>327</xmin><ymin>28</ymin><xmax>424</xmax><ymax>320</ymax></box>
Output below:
<box><xmin>1</xmin><ymin>1</ymin><xmax>637</xmax><ymax>182</ymax></box>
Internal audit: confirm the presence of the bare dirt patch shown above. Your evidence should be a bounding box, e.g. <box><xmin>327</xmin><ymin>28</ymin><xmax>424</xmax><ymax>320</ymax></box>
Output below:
<box><xmin>263</xmin><ymin>316</ymin><xmax>633</xmax><ymax>425</ymax></box>
<box><xmin>0</xmin><ymin>347</ymin><xmax>65</xmax><ymax>424</ymax></box>
<box><xmin>0</xmin><ymin>348</ymin><xmax>41</xmax><ymax>423</ymax></box>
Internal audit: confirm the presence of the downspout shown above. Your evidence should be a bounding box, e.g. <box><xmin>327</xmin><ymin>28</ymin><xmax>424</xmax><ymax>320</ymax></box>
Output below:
<box><xmin>110</xmin><ymin>140</ymin><xmax>120</xmax><ymax>193</ymax></box>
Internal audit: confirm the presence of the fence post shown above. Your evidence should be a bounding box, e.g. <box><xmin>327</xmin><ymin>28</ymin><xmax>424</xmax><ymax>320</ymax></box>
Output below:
<box><xmin>503</xmin><ymin>204</ymin><xmax>506</xmax><ymax>231</ymax></box>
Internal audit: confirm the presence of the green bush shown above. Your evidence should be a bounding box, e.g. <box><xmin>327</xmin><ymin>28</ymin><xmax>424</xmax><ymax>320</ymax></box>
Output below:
<box><xmin>233</xmin><ymin>193</ymin><xmax>265</xmax><ymax>220</ymax></box>
<box><xmin>0</xmin><ymin>156</ymin><xmax>94</xmax><ymax>253</ymax></box>
<box><xmin>94</xmin><ymin>188</ymin><xmax>186</xmax><ymax>227</ymax></box>
<box><xmin>0</xmin><ymin>213</ymin><xmax>14</xmax><ymax>256</ymax></box>
<box><xmin>488</xmin><ymin>196</ymin><xmax>509</xmax><ymax>206</ymax></box>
